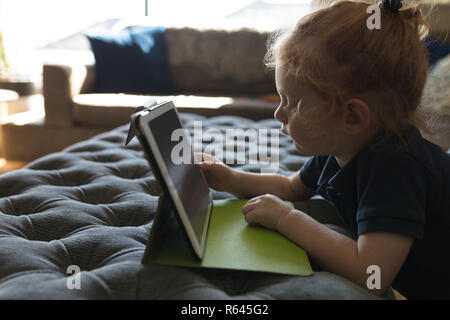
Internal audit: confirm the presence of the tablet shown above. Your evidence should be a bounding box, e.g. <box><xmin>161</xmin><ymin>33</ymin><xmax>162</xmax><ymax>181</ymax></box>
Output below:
<box><xmin>132</xmin><ymin>101</ymin><xmax>213</xmax><ymax>259</ymax></box>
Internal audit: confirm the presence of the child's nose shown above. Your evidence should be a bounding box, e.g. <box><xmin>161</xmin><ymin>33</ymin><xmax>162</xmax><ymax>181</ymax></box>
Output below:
<box><xmin>274</xmin><ymin>105</ymin><xmax>287</xmax><ymax>124</ymax></box>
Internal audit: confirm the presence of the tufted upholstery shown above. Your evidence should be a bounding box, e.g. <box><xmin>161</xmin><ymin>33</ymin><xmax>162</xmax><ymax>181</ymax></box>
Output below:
<box><xmin>0</xmin><ymin>113</ymin><xmax>384</xmax><ymax>299</ymax></box>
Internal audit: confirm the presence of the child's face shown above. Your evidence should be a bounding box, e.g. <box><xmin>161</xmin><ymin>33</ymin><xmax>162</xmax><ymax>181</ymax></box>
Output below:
<box><xmin>274</xmin><ymin>64</ymin><xmax>343</xmax><ymax>156</ymax></box>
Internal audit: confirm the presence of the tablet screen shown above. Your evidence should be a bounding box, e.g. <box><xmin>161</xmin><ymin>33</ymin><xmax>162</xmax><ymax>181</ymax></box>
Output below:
<box><xmin>145</xmin><ymin>107</ymin><xmax>211</xmax><ymax>253</ymax></box>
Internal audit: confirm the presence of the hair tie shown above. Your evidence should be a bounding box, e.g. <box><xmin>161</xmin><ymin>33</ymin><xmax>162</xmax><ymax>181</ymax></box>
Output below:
<box><xmin>381</xmin><ymin>0</ymin><xmax>403</xmax><ymax>13</ymax></box>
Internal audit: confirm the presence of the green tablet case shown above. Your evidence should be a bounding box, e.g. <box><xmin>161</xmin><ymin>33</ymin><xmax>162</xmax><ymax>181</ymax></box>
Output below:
<box><xmin>142</xmin><ymin>196</ymin><xmax>313</xmax><ymax>276</ymax></box>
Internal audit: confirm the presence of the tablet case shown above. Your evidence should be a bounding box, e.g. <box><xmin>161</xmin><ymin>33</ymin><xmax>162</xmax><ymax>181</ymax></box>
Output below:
<box><xmin>142</xmin><ymin>195</ymin><xmax>313</xmax><ymax>276</ymax></box>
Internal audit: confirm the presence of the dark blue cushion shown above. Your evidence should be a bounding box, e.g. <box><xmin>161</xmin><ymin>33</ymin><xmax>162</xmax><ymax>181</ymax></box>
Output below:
<box><xmin>85</xmin><ymin>26</ymin><xmax>175</xmax><ymax>94</ymax></box>
<box><xmin>424</xmin><ymin>37</ymin><xmax>450</xmax><ymax>66</ymax></box>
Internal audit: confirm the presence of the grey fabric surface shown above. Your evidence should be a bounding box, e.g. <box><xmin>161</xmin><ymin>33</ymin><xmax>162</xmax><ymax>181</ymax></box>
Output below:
<box><xmin>0</xmin><ymin>113</ymin><xmax>386</xmax><ymax>300</ymax></box>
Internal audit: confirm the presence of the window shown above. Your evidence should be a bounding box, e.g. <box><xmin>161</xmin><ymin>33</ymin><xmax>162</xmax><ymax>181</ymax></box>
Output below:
<box><xmin>1</xmin><ymin>0</ymin><xmax>144</xmax><ymax>78</ymax></box>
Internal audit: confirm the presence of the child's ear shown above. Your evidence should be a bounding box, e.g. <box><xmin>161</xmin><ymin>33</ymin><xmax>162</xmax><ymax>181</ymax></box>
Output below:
<box><xmin>341</xmin><ymin>98</ymin><xmax>371</xmax><ymax>134</ymax></box>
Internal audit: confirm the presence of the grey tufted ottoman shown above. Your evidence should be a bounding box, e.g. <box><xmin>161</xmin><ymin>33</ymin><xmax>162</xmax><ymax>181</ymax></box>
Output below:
<box><xmin>0</xmin><ymin>113</ymin><xmax>385</xmax><ymax>299</ymax></box>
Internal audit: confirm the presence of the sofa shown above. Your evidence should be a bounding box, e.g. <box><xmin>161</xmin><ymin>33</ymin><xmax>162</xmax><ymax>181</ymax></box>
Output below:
<box><xmin>1</xmin><ymin>27</ymin><xmax>280</xmax><ymax>161</ymax></box>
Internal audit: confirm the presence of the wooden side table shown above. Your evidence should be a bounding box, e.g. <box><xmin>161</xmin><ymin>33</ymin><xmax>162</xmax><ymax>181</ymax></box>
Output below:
<box><xmin>0</xmin><ymin>89</ymin><xmax>20</xmax><ymax>173</ymax></box>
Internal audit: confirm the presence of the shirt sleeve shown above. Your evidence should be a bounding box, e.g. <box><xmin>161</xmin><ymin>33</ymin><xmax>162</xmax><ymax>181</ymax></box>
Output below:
<box><xmin>299</xmin><ymin>156</ymin><xmax>329</xmax><ymax>191</ymax></box>
<box><xmin>356</xmin><ymin>151</ymin><xmax>428</xmax><ymax>240</ymax></box>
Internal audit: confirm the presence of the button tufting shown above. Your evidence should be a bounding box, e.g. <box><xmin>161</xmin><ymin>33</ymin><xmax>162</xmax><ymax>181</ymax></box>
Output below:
<box><xmin>0</xmin><ymin>116</ymin><xmax>377</xmax><ymax>300</ymax></box>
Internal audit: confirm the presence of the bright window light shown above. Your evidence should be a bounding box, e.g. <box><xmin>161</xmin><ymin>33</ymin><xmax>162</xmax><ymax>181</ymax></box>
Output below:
<box><xmin>0</xmin><ymin>0</ymin><xmax>313</xmax><ymax>79</ymax></box>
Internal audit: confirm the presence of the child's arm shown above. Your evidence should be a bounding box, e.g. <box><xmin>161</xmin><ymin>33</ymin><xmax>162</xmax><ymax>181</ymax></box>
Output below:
<box><xmin>230</xmin><ymin>170</ymin><xmax>314</xmax><ymax>200</ymax></box>
<box><xmin>196</xmin><ymin>152</ymin><xmax>314</xmax><ymax>201</ymax></box>
<box><xmin>242</xmin><ymin>195</ymin><xmax>413</xmax><ymax>295</ymax></box>
<box><xmin>279</xmin><ymin>209</ymin><xmax>413</xmax><ymax>295</ymax></box>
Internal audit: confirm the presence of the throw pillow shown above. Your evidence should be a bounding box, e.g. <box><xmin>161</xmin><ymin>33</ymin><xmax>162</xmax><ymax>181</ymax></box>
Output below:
<box><xmin>85</xmin><ymin>26</ymin><xmax>175</xmax><ymax>94</ymax></box>
<box><xmin>424</xmin><ymin>37</ymin><xmax>450</xmax><ymax>66</ymax></box>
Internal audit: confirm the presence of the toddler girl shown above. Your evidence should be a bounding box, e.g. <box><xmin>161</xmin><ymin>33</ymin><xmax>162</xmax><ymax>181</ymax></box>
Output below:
<box><xmin>197</xmin><ymin>0</ymin><xmax>450</xmax><ymax>299</ymax></box>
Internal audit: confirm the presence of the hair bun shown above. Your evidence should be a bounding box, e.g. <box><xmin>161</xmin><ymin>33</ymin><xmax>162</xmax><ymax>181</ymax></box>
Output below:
<box><xmin>381</xmin><ymin>0</ymin><xmax>403</xmax><ymax>13</ymax></box>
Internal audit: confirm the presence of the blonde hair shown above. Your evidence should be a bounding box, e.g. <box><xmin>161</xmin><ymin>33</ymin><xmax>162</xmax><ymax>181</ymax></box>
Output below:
<box><xmin>265</xmin><ymin>0</ymin><xmax>430</xmax><ymax>143</ymax></box>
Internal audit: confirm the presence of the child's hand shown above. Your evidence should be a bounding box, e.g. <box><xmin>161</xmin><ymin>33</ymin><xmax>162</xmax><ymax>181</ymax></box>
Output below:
<box><xmin>241</xmin><ymin>194</ymin><xmax>294</xmax><ymax>231</ymax></box>
<box><xmin>195</xmin><ymin>152</ymin><xmax>235</xmax><ymax>192</ymax></box>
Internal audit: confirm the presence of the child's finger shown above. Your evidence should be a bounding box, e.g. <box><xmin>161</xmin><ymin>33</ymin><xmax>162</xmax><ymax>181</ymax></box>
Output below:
<box><xmin>241</xmin><ymin>202</ymin><xmax>256</xmax><ymax>214</ymax></box>
<box><xmin>198</xmin><ymin>152</ymin><xmax>217</xmax><ymax>162</ymax></box>
<box><xmin>193</xmin><ymin>152</ymin><xmax>209</xmax><ymax>163</ymax></box>
<box><xmin>196</xmin><ymin>159</ymin><xmax>218</xmax><ymax>169</ymax></box>
<box><xmin>193</xmin><ymin>152</ymin><xmax>206</xmax><ymax>161</ymax></box>
<box><xmin>244</xmin><ymin>211</ymin><xmax>259</xmax><ymax>226</ymax></box>
<box><xmin>243</xmin><ymin>199</ymin><xmax>258</xmax><ymax>209</ymax></box>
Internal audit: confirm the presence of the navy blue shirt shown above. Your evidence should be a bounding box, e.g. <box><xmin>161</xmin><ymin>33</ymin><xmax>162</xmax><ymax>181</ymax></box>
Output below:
<box><xmin>300</xmin><ymin>127</ymin><xmax>450</xmax><ymax>299</ymax></box>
